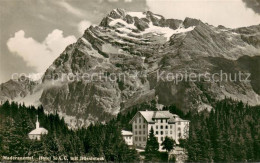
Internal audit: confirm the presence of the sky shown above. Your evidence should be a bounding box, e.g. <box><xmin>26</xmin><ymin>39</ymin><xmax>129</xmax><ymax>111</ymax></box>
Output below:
<box><xmin>0</xmin><ymin>0</ymin><xmax>260</xmax><ymax>84</ymax></box>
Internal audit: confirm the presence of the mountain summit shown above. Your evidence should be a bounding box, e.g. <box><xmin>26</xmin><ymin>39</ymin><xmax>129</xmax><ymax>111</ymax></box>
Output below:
<box><xmin>1</xmin><ymin>9</ymin><xmax>260</xmax><ymax>128</ymax></box>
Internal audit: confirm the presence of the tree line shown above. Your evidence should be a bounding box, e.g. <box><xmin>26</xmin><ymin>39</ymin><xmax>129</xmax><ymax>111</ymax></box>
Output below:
<box><xmin>0</xmin><ymin>101</ymin><xmax>138</xmax><ymax>161</ymax></box>
<box><xmin>0</xmin><ymin>98</ymin><xmax>259</xmax><ymax>162</ymax></box>
<box><xmin>179</xmin><ymin>98</ymin><xmax>260</xmax><ymax>162</ymax></box>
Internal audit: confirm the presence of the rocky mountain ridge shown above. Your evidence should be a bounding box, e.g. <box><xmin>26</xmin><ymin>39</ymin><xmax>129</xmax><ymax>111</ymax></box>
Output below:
<box><xmin>1</xmin><ymin>9</ymin><xmax>260</xmax><ymax>128</ymax></box>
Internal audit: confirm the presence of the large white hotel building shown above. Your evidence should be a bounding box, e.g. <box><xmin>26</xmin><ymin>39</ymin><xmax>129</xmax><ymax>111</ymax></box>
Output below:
<box><xmin>129</xmin><ymin>110</ymin><xmax>189</xmax><ymax>150</ymax></box>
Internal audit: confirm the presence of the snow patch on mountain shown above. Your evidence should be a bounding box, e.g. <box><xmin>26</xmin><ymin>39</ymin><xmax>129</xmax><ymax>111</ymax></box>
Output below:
<box><xmin>153</xmin><ymin>14</ymin><xmax>163</xmax><ymax>19</ymax></box>
<box><xmin>109</xmin><ymin>19</ymin><xmax>137</xmax><ymax>29</ymax></box>
<box><xmin>117</xmin><ymin>27</ymin><xmax>133</xmax><ymax>33</ymax></box>
<box><xmin>141</xmin><ymin>23</ymin><xmax>195</xmax><ymax>41</ymax></box>
<box><xmin>108</xmin><ymin>14</ymin><xmax>195</xmax><ymax>42</ymax></box>
<box><xmin>127</xmin><ymin>12</ymin><xmax>146</xmax><ymax>19</ymax></box>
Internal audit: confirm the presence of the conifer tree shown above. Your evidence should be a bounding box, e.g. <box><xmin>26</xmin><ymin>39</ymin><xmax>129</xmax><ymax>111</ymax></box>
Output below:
<box><xmin>162</xmin><ymin>136</ymin><xmax>175</xmax><ymax>152</ymax></box>
<box><xmin>144</xmin><ymin>127</ymin><xmax>160</xmax><ymax>161</ymax></box>
<box><xmin>145</xmin><ymin>127</ymin><xmax>159</xmax><ymax>153</ymax></box>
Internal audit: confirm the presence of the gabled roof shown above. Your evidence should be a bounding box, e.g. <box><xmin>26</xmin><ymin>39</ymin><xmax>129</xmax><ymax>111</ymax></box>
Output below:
<box><xmin>140</xmin><ymin>111</ymin><xmax>177</xmax><ymax>122</ymax></box>
<box><xmin>129</xmin><ymin>110</ymin><xmax>189</xmax><ymax>124</ymax></box>
<box><xmin>139</xmin><ymin>111</ymin><xmax>155</xmax><ymax>123</ymax></box>
<box><xmin>153</xmin><ymin>111</ymin><xmax>174</xmax><ymax>119</ymax></box>
<box><xmin>129</xmin><ymin>111</ymin><xmax>154</xmax><ymax>124</ymax></box>
<box><xmin>121</xmin><ymin>130</ymin><xmax>133</xmax><ymax>136</ymax></box>
<box><xmin>168</xmin><ymin>117</ymin><xmax>190</xmax><ymax>123</ymax></box>
<box><xmin>28</xmin><ymin>128</ymin><xmax>48</xmax><ymax>135</ymax></box>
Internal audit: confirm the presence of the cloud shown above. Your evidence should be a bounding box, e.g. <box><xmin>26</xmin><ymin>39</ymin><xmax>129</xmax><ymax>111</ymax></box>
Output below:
<box><xmin>78</xmin><ymin>20</ymin><xmax>92</xmax><ymax>34</ymax></box>
<box><xmin>57</xmin><ymin>1</ymin><xmax>85</xmax><ymax>17</ymax></box>
<box><xmin>7</xmin><ymin>30</ymin><xmax>76</xmax><ymax>72</ymax></box>
<box><xmin>242</xmin><ymin>0</ymin><xmax>260</xmax><ymax>14</ymax></box>
<box><xmin>146</xmin><ymin>0</ymin><xmax>260</xmax><ymax>28</ymax></box>
<box><xmin>108</xmin><ymin>0</ymin><xmax>119</xmax><ymax>2</ymax></box>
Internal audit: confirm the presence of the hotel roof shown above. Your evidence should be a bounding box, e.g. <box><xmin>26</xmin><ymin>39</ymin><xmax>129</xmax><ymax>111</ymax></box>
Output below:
<box><xmin>130</xmin><ymin>110</ymin><xmax>190</xmax><ymax>124</ymax></box>
<box><xmin>121</xmin><ymin>130</ymin><xmax>133</xmax><ymax>136</ymax></box>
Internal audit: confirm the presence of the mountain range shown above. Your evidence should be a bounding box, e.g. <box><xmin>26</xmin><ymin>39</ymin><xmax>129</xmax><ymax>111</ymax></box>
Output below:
<box><xmin>1</xmin><ymin>8</ymin><xmax>260</xmax><ymax>128</ymax></box>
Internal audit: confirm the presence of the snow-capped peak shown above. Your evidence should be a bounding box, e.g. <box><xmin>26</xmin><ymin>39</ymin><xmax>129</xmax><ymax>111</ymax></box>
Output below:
<box><xmin>98</xmin><ymin>9</ymin><xmax>200</xmax><ymax>43</ymax></box>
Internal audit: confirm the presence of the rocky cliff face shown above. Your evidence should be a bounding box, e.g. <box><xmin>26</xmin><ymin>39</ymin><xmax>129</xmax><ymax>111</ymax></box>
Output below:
<box><xmin>1</xmin><ymin>9</ymin><xmax>260</xmax><ymax>128</ymax></box>
<box><xmin>0</xmin><ymin>77</ymin><xmax>39</xmax><ymax>104</ymax></box>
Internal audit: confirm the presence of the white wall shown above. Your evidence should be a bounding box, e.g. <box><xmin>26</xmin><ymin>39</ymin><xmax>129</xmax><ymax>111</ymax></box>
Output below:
<box><xmin>28</xmin><ymin>134</ymin><xmax>41</xmax><ymax>140</ymax></box>
<box><xmin>131</xmin><ymin>113</ymin><xmax>190</xmax><ymax>151</ymax></box>
<box><xmin>132</xmin><ymin>113</ymin><xmax>148</xmax><ymax>148</ymax></box>
<box><xmin>123</xmin><ymin>135</ymin><xmax>133</xmax><ymax>145</ymax></box>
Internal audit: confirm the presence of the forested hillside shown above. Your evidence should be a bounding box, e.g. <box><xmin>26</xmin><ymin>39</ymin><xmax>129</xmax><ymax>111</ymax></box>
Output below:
<box><xmin>0</xmin><ymin>101</ymin><xmax>139</xmax><ymax>161</ymax></box>
<box><xmin>180</xmin><ymin>98</ymin><xmax>260</xmax><ymax>162</ymax></box>
<box><xmin>0</xmin><ymin>98</ymin><xmax>259</xmax><ymax>162</ymax></box>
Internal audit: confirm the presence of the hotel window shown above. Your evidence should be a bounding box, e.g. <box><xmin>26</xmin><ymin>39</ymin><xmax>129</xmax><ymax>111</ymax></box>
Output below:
<box><xmin>165</xmin><ymin>131</ymin><xmax>168</xmax><ymax>135</ymax></box>
<box><xmin>166</xmin><ymin>126</ymin><xmax>168</xmax><ymax>129</ymax></box>
<box><xmin>135</xmin><ymin>137</ymin><xmax>138</xmax><ymax>141</ymax></box>
<box><xmin>160</xmin><ymin>125</ymin><xmax>163</xmax><ymax>129</ymax></box>
<box><xmin>135</xmin><ymin>131</ymin><xmax>137</xmax><ymax>135</ymax></box>
<box><xmin>143</xmin><ymin>124</ymin><xmax>145</xmax><ymax>128</ymax></box>
<box><xmin>161</xmin><ymin>119</ymin><xmax>163</xmax><ymax>123</ymax></box>
<box><xmin>139</xmin><ymin>125</ymin><xmax>142</xmax><ymax>129</ymax></box>
<box><xmin>170</xmin><ymin>131</ymin><xmax>172</xmax><ymax>134</ymax></box>
<box><xmin>166</xmin><ymin>119</ymin><xmax>168</xmax><ymax>123</ymax></box>
<box><xmin>143</xmin><ymin>137</ymin><xmax>146</xmax><ymax>141</ymax></box>
<box><xmin>156</xmin><ymin>125</ymin><xmax>158</xmax><ymax>129</ymax></box>
<box><xmin>135</xmin><ymin>119</ymin><xmax>137</xmax><ymax>123</ymax></box>
<box><xmin>161</xmin><ymin>137</ymin><xmax>163</xmax><ymax>141</ymax></box>
<box><xmin>161</xmin><ymin>131</ymin><xmax>163</xmax><ymax>135</ymax></box>
<box><xmin>135</xmin><ymin>125</ymin><xmax>137</xmax><ymax>129</ymax></box>
<box><xmin>178</xmin><ymin>127</ymin><xmax>181</xmax><ymax>131</ymax></box>
<box><xmin>143</xmin><ymin>131</ymin><xmax>145</xmax><ymax>134</ymax></box>
<box><xmin>170</xmin><ymin>125</ymin><xmax>172</xmax><ymax>129</ymax></box>
<box><xmin>139</xmin><ymin>137</ymin><xmax>141</xmax><ymax>141</ymax></box>
<box><xmin>139</xmin><ymin>131</ymin><xmax>141</xmax><ymax>135</ymax></box>
<box><xmin>178</xmin><ymin>133</ymin><xmax>182</xmax><ymax>137</ymax></box>
<box><xmin>156</xmin><ymin>131</ymin><xmax>158</xmax><ymax>135</ymax></box>
<box><xmin>178</xmin><ymin>122</ymin><xmax>181</xmax><ymax>125</ymax></box>
<box><xmin>139</xmin><ymin>118</ymin><xmax>141</xmax><ymax>123</ymax></box>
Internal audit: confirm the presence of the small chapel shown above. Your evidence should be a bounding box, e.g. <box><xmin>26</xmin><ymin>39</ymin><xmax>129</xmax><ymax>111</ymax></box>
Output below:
<box><xmin>28</xmin><ymin>116</ymin><xmax>48</xmax><ymax>140</ymax></box>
